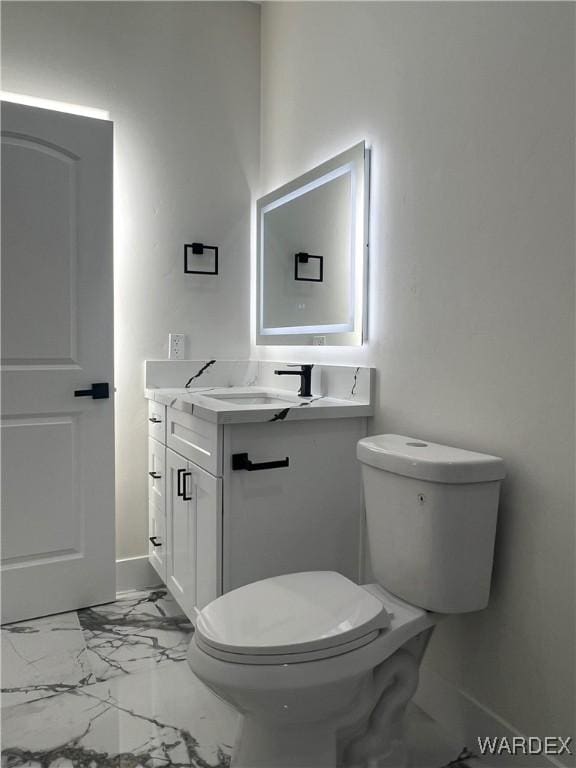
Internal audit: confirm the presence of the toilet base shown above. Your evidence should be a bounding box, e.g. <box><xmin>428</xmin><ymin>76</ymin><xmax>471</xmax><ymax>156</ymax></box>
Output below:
<box><xmin>229</xmin><ymin>648</ymin><xmax>420</xmax><ymax>768</ymax></box>
<box><xmin>232</xmin><ymin>719</ymin><xmax>409</xmax><ymax>768</ymax></box>
<box><xmin>233</xmin><ymin>719</ymin><xmax>336</xmax><ymax>768</ymax></box>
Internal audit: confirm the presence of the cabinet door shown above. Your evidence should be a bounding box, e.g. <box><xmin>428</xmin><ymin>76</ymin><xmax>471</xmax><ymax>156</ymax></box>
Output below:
<box><xmin>166</xmin><ymin>448</ymin><xmax>196</xmax><ymax>618</ymax></box>
<box><xmin>192</xmin><ymin>462</ymin><xmax>221</xmax><ymax>611</ymax></box>
<box><xmin>222</xmin><ymin>419</ymin><xmax>365</xmax><ymax>591</ymax></box>
<box><xmin>165</xmin><ymin>449</ymin><xmax>221</xmax><ymax>620</ymax></box>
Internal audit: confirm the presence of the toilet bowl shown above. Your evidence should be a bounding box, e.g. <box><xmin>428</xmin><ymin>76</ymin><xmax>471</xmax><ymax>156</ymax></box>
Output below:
<box><xmin>187</xmin><ymin>435</ymin><xmax>505</xmax><ymax>768</ymax></box>
<box><xmin>188</xmin><ymin>572</ymin><xmax>435</xmax><ymax>768</ymax></box>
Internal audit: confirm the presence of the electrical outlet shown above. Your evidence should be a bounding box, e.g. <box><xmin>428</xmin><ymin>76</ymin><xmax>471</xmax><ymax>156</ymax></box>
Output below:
<box><xmin>169</xmin><ymin>333</ymin><xmax>185</xmax><ymax>360</ymax></box>
<box><xmin>313</xmin><ymin>335</ymin><xmax>327</xmax><ymax>346</ymax></box>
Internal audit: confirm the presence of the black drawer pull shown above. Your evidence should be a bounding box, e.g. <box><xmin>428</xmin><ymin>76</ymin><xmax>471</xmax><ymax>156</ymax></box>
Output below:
<box><xmin>149</xmin><ymin>536</ymin><xmax>162</xmax><ymax>548</ymax></box>
<box><xmin>232</xmin><ymin>452</ymin><xmax>290</xmax><ymax>472</ymax></box>
<box><xmin>177</xmin><ymin>468</ymin><xmax>192</xmax><ymax>501</ymax></box>
<box><xmin>148</xmin><ymin>471</ymin><xmax>162</xmax><ymax>479</ymax></box>
<box><xmin>149</xmin><ymin>417</ymin><xmax>162</xmax><ymax>424</ymax></box>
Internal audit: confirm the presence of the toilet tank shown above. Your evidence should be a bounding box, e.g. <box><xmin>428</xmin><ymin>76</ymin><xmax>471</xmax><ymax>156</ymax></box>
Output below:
<box><xmin>357</xmin><ymin>435</ymin><xmax>505</xmax><ymax>613</ymax></box>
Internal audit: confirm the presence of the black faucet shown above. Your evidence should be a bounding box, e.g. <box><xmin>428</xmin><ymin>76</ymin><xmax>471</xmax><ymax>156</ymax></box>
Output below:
<box><xmin>274</xmin><ymin>364</ymin><xmax>313</xmax><ymax>398</ymax></box>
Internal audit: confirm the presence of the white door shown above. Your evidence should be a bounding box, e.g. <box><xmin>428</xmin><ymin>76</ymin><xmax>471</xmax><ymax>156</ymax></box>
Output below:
<box><xmin>1</xmin><ymin>101</ymin><xmax>115</xmax><ymax>623</ymax></box>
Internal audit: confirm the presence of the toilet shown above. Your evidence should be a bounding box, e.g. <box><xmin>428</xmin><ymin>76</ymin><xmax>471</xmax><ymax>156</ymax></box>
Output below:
<box><xmin>188</xmin><ymin>435</ymin><xmax>505</xmax><ymax>768</ymax></box>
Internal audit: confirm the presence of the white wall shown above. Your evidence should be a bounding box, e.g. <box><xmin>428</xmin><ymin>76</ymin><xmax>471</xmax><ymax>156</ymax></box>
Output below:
<box><xmin>258</xmin><ymin>1</ymin><xmax>575</xmax><ymax>746</ymax></box>
<box><xmin>1</xmin><ymin>2</ymin><xmax>259</xmax><ymax>558</ymax></box>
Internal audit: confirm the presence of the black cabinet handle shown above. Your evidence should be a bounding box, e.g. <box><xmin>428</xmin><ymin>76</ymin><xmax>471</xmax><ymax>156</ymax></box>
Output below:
<box><xmin>232</xmin><ymin>452</ymin><xmax>290</xmax><ymax>472</ymax></box>
<box><xmin>182</xmin><ymin>471</ymin><xmax>192</xmax><ymax>501</ymax></box>
<box><xmin>148</xmin><ymin>471</ymin><xmax>162</xmax><ymax>479</ymax></box>
<box><xmin>148</xmin><ymin>417</ymin><xmax>162</xmax><ymax>423</ymax></box>
<box><xmin>177</xmin><ymin>468</ymin><xmax>192</xmax><ymax>501</ymax></box>
<box><xmin>177</xmin><ymin>468</ymin><xmax>185</xmax><ymax>497</ymax></box>
<box><xmin>74</xmin><ymin>382</ymin><xmax>109</xmax><ymax>399</ymax></box>
<box><xmin>149</xmin><ymin>536</ymin><xmax>162</xmax><ymax>548</ymax></box>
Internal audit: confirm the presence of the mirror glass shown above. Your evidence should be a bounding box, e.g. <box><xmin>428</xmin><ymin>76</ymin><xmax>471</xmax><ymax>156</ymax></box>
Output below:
<box><xmin>256</xmin><ymin>142</ymin><xmax>368</xmax><ymax>346</ymax></box>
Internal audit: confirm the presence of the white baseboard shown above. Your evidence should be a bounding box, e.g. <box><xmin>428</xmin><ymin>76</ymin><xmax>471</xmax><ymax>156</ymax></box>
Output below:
<box><xmin>116</xmin><ymin>556</ymin><xmax>162</xmax><ymax>593</ymax></box>
<box><xmin>415</xmin><ymin>665</ymin><xmax>573</xmax><ymax>768</ymax></box>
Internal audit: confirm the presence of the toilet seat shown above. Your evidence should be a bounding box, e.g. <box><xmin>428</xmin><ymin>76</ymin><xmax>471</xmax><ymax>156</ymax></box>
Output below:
<box><xmin>195</xmin><ymin>628</ymin><xmax>382</xmax><ymax>665</ymax></box>
<box><xmin>196</xmin><ymin>571</ymin><xmax>391</xmax><ymax>664</ymax></box>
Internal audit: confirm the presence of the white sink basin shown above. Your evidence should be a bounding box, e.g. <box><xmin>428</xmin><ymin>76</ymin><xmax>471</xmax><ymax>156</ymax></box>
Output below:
<box><xmin>205</xmin><ymin>392</ymin><xmax>298</xmax><ymax>407</ymax></box>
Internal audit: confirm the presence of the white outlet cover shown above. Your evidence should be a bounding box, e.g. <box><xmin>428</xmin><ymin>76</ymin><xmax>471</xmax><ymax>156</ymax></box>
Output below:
<box><xmin>169</xmin><ymin>333</ymin><xmax>185</xmax><ymax>360</ymax></box>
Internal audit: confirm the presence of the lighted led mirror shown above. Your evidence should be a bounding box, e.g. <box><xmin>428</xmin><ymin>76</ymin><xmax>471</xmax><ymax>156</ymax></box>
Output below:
<box><xmin>256</xmin><ymin>142</ymin><xmax>369</xmax><ymax>346</ymax></box>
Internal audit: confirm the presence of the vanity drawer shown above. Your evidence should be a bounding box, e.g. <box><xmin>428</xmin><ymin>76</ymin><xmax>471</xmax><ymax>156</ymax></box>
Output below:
<box><xmin>166</xmin><ymin>407</ymin><xmax>221</xmax><ymax>476</ymax></box>
<box><xmin>148</xmin><ymin>437</ymin><xmax>166</xmax><ymax>506</ymax></box>
<box><xmin>148</xmin><ymin>401</ymin><xmax>166</xmax><ymax>443</ymax></box>
<box><xmin>148</xmin><ymin>499</ymin><xmax>166</xmax><ymax>582</ymax></box>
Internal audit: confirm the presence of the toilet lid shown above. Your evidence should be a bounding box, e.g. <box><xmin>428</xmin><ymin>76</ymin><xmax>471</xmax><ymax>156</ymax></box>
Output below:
<box><xmin>196</xmin><ymin>571</ymin><xmax>391</xmax><ymax>657</ymax></box>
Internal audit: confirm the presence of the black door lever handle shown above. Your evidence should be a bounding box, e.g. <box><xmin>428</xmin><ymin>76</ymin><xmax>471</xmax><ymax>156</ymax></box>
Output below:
<box><xmin>149</xmin><ymin>536</ymin><xmax>162</xmax><ymax>548</ymax></box>
<box><xmin>74</xmin><ymin>383</ymin><xmax>110</xmax><ymax>399</ymax></box>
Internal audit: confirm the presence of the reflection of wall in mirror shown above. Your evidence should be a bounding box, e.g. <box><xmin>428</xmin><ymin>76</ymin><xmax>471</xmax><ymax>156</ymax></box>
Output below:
<box><xmin>262</xmin><ymin>172</ymin><xmax>351</xmax><ymax>330</ymax></box>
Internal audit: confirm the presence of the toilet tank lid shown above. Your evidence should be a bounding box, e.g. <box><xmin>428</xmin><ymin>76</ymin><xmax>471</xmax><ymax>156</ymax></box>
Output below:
<box><xmin>357</xmin><ymin>434</ymin><xmax>506</xmax><ymax>484</ymax></box>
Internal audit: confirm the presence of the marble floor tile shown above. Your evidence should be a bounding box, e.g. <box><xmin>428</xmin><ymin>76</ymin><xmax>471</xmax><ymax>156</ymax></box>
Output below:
<box><xmin>1</xmin><ymin>612</ymin><xmax>94</xmax><ymax>708</ymax></box>
<box><xmin>77</xmin><ymin>588</ymin><xmax>194</xmax><ymax>682</ymax></box>
<box><xmin>1</xmin><ymin>659</ymin><xmax>239</xmax><ymax>767</ymax></box>
<box><xmin>404</xmin><ymin>704</ymin><xmax>470</xmax><ymax>768</ymax></box>
<box><xmin>440</xmin><ymin>750</ymin><xmax>481</xmax><ymax>768</ymax></box>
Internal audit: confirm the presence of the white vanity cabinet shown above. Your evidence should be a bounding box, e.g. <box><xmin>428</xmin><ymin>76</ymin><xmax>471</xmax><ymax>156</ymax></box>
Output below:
<box><xmin>148</xmin><ymin>400</ymin><xmax>365</xmax><ymax>623</ymax></box>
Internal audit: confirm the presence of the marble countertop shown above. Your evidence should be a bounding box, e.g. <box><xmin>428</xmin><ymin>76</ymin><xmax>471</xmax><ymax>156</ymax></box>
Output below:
<box><xmin>145</xmin><ymin>385</ymin><xmax>373</xmax><ymax>424</ymax></box>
